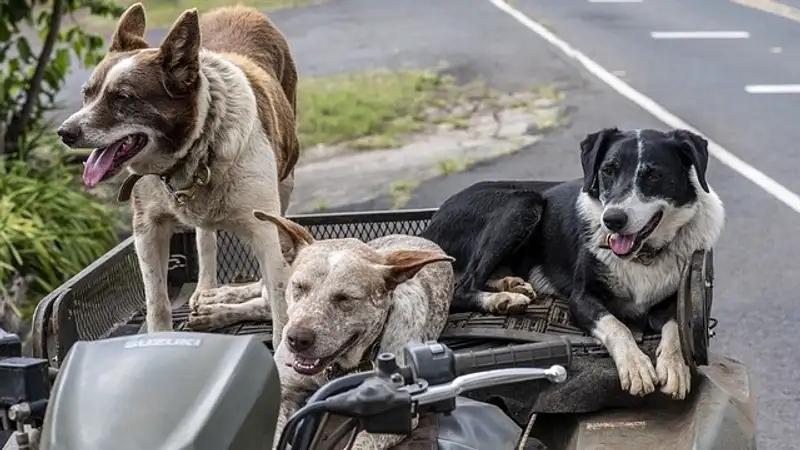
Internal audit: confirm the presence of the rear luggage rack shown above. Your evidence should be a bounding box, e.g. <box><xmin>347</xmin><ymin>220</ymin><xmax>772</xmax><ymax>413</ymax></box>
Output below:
<box><xmin>31</xmin><ymin>208</ymin><xmax>712</xmax><ymax>372</ymax></box>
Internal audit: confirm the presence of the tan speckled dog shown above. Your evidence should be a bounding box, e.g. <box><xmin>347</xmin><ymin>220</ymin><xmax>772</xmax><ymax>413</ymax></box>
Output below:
<box><xmin>252</xmin><ymin>212</ymin><xmax>455</xmax><ymax>450</ymax></box>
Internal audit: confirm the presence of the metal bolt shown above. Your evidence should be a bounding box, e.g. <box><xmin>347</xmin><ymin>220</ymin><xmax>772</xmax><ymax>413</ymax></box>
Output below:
<box><xmin>8</xmin><ymin>403</ymin><xmax>30</xmax><ymax>422</ymax></box>
<box><xmin>390</xmin><ymin>373</ymin><xmax>404</xmax><ymax>385</ymax></box>
<box><xmin>546</xmin><ymin>365</ymin><xmax>568</xmax><ymax>384</ymax></box>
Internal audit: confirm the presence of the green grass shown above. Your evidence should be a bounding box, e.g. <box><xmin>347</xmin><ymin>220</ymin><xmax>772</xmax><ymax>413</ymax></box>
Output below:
<box><xmin>388</xmin><ymin>179</ymin><xmax>420</xmax><ymax>209</ymax></box>
<box><xmin>309</xmin><ymin>199</ymin><xmax>330</xmax><ymax>212</ymax></box>
<box><xmin>297</xmin><ymin>69</ymin><xmax>467</xmax><ymax>151</ymax></box>
<box><xmin>80</xmin><ymin>0</ymin><xmax>321</xmax><ymax>30</ymax></box>
<box><xmin>437</xmin><ymin>157</ymin><xmax>477</xmax><ymax>176</ymax></box>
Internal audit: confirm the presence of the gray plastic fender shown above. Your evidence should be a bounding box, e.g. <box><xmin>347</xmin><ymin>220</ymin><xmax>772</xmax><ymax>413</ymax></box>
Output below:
<box><xmin>436</xmin><ymin>397</ymin><xmax>523</xmax><ymax>450</ymax></box>
<box><xmin>39</xmin><ymin>332</ymin><xmax>280</xmax><ymax>450</ymax></box>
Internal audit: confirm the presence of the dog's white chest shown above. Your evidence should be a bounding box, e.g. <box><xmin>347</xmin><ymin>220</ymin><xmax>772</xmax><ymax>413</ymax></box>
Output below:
<box><xmin>601</xmin><ymin>253</ymin><xmax>683</xmax><ymax>317</ymax></box>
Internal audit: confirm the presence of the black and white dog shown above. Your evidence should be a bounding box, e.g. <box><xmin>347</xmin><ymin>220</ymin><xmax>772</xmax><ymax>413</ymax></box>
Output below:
<box><xmin>420</xmin><ymin>128</ymin><xmax>725</xmax><ymax>399</ymax></box>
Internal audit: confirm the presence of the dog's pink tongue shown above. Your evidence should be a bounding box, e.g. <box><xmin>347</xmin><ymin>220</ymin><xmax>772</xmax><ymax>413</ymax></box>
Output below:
<box><xmin>609</xmin><ymin>233</ymin><xmax>636</xmax><ymax>255</ymax></box>
<box><xmin>82</xmin><ymin>146</ymin><xmax>118</xmax><ymax>187</ymax></box>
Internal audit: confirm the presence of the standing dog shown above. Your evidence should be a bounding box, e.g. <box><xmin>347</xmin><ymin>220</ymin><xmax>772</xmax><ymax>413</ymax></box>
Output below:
<box><xmin>252</xmin><ymin>211</ymin><xmax>454</xmax><ymax>450</ymax></box>
<box><xmin>421</xmin><ymin>128</ymin><xmax>725</xmax><ymax>399</ymax></box>
<box><xmin>56</xmin><ymin>4</ymin><xmax>299</xmax><ymax>346</ymax></box>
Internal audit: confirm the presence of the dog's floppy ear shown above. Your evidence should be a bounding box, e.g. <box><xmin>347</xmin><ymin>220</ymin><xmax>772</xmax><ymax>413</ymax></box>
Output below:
<box><xmin>159</xmin><ymin>8</ymin><xmax>201</xmax><ymax>97</ymax></box>
<box><xmin>253</xmin><ymin>210</ymin><xmax>315</xmax><ymax>265</ymax></box>
<box><xmin>379</xmin><ymin>250</ymin><xmax>455</xmax><ymax>291</ymax></box>
<box><xmin>670</xmin><ymin>129</ymin><xmax>710</xmax><ymax>193</ymax></box>
<box><xmin>580</xmin><ymin>127</ymin><xmax>619</xmax><ymax>197</ymax></box>
<box><xmin>109</xmin><ymin>3</ymin><xmax>149</xmax><ymax>52</ymax></box>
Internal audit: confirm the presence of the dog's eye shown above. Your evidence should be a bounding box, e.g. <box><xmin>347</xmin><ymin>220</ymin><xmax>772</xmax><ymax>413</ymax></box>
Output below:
<box><xmin>643</xmin><ymin>168</ymin><xmax>662</xmax><ymax>181</ymax></box>
<box><xmin>331</xmin><ymin>293</ymin><xmax>355</xmax><ymax>311</ymax></box>
<box><xmin>116</xmin><ymin>91</ymin><xmax>133</xmax><ymax>101</ymax></box>
<box><xmin>291</xmin><ymin>281</ymin><xmax>309</xmax><ymax>293</ymax></box>
<box><xmin>332</xmin><ymin>293</ymin><xmax>350</xmax><ymax>303</ymax></box>
<box><xmin>601</xmin><ymin>166</ymin><xmax>615</xmax><ymax>177</ymax></box>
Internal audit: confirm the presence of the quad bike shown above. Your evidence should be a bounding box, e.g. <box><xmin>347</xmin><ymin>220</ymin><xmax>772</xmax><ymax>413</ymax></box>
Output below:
<box><xmin>22</xmin><ymin>334</ymin><xmax>570</xmax><ymax>450</ymax></box>
<box><xmin>1</xmin><ymin>208</ymin><xmax>757</xmax><ymax>449</ymax></box>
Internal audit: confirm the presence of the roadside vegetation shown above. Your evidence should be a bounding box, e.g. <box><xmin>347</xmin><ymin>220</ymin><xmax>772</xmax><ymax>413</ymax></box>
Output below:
<box><xmin>297</xmin><ymin>68</ymin><xmax>501</xmax><ymax>152</ymax></box>
<box><xmin>77</xmin><ymin>0</ymin><xmax>324</xmax><ymax>30</ymax></box>
<box><xmin>1</xmin><ymin>0</ymin><xmax>124</xmax><ymax>325</ymax></box>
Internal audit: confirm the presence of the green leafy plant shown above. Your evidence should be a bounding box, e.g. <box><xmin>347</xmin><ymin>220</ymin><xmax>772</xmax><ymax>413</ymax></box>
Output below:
<box><xmin>0</xmin><ymin>151</ymin><xmax>121</xmax><ymax>305</ymax></box>
<box><xmin>1</xmin><ymin>0</ymin><xmax>125</xmax><ymax>318</ymax></box>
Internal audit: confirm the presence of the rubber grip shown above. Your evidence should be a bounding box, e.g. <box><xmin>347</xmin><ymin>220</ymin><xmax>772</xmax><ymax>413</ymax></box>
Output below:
<box><xmin>453</xmin><ymin>338</ymin><xmax>572</xmax><ymax>376</ymax></box>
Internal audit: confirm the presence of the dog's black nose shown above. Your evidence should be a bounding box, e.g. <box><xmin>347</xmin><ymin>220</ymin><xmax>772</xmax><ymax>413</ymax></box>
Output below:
<box><xmin>286</xmin><ymin>327</ymin><xmax>316</xmax><ymax>353</ymax></box>
<box><xmin>56</xmin><ymin>124</ymin><xmax>81</xmax><ymax>146</ymax></box>
<box><xmin>602</xmin><ymin>208</ymin><xmax>629</xmax><ymax>232</ymax></box>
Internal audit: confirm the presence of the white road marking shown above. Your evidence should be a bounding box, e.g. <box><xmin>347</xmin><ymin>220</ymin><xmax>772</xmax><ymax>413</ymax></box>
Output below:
<box><xmin>488</xmin><ymin>0</ymin><xmax>800</xmax><ymax>214</ymax></box>
<box><xmin>650</xmin><ymin>31</ymin><xmax>750</xmax><ymax>39</ymax></box>
<box><xmin>730</xmin><ymin>0</ymin><xmax>800</xmax><ymax>24</ymax></box>
<box><xmin>745</xmin><ymin>84</ymin><xmax>800</xmax><ymax>93</ymax></box>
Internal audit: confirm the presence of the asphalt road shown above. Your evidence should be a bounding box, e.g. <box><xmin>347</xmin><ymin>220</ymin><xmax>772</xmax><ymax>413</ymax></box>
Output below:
<box><xmin>326</xmin><ymin>0</ymin><xmax>799</xmax><ymax>447</ymax></box>
<box><xmin>57</xmin><ymin>0</ymin><xmax>796</xmax><ymax>447</ymax></box>
<box><xmin>493</xmin><ymin>2</ymin><xmax>800</xmax><ymax>448</ymax></box>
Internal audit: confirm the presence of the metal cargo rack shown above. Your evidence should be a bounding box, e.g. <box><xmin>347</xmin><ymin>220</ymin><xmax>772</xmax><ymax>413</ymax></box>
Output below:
<box><xmin>31</xmin><ymin>208</ymin><xmax>713</xmax><ymax>372</ymax></box>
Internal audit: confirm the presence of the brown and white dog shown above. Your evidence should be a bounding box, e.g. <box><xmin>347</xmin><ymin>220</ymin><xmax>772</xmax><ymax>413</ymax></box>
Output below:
<box><xmin>56</xmin><ymin>3</ymin><xmax>299</xmax><ymax>346</ymax></box>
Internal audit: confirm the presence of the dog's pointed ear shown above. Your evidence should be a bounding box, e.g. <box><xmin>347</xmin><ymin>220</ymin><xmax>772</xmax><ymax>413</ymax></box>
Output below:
<box><xmin>670</xmin><ymin>129</ymin><xmax>710</xmax><ymax>193</ymax></box>
<box><xmin>580</xmin><ymin>127</ymin><xmax>619</xmax><ymax>198</ymax></box>
<box><xmin>378</xmin><ymin>250</ymin><xmax>455</xmax><ymax>291</ymax></box>
<box><xmin>159</xmin><ymin>8</ymin><xmax>201</xmax><ymax>97</ymax></box>
<box><xmin>110</xmin><ymin>3</ymin><xmax>149</xmax><ymax>52</ymax></box>
<box><xmin>253</xmin><ymin>210</ymin><xmax>315</xmax><ymax>265</ymax></box>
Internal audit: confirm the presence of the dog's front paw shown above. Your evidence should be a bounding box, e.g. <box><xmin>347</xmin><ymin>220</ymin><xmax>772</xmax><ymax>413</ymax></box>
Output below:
<box><xmin>190</xmin><ymin>285</ymin><xmax>258</xmax><ymax>309</ymax></box>
<box><xmin>486</xmin><ymin>292</ymin><xmax>532</xmax><ymax>314</ymax></box>
<box><xmin>190</xmin><ymin>289</ymin><xmax>215</xmax><ymax>309</ymax></box>
<box><xmin>499</xmin><ymin>277</ymin><xmax>537</xmax><ymax>299</ymax></box>
<box><xmin>656</xmin><ymin>345</ymin><xmax>691</xmax><ymax>400</ymax></box>
<box><xmin>190</xmin><ymin>287</ymin><xmax>234</xmax><ymax>308</ymax></box>
<box><xmin>615</xmin><ymin>347</ymin><xmax>657</xmax><ymax>396</ymax></box>
<box><xmin>187</xmin><ymin>304</ymin><xmax>228</xmax><ymax>331</ymax></box>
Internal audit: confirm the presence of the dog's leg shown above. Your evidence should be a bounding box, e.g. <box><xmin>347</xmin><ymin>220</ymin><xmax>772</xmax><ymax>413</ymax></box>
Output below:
<box><xmin>587</xmin><ymin>312</ymin><xmax>657</xmax><ymax>397</ymax></box>
<box><xmin>486</xmin><ymin>275</ymin><xmax>537</xmax><ymax>297</ymax></box>
<box><xmin>189</xmin><ymin>228</ymin><xmax>266</xmax><ymax>308</ymax></box>
<box><xmin>133</xmin><ymin>217</ymin><xmax>175</xmax><ymax>333</ymax></box>
<box><xmin>189</xmin><ymin>227</ymin><xmax>218</xmax><ymax>308</ymax></box>
<box><xmin>648</xmin><ymin>298</ymin><xmax>691</xmax><ymax>399</ymax></box>
<box><xmin>191</xmin><ymin>282</ymin><xmax>264</xmax><ymax>307</ymax></box>
<box><xmin>188</xmin><ymin>296</ymin><xmax>269</xmax><ymax>331</ymax></box>
<box><xmin>278</xmin><ymin>172</ymin><xmax>294</xmax><ymax>215</ymax></box>
<box><xmin>571</xmin><ymin>254</ymin><xmax>656</xmax><ymax>396</ymax></box>
<box><xmin>654</xmin><ymin>318</ymin><xmax>691</xmax><ymax>399</ymax></box>
<box><xmin>249</xmin><ymin>221</ymin><xmax>288</xmax><ymax>349</ymax></box>
<box><xmin>453</xmin><ymin>216</ymin><xmax>539</xmax><ymax>314</ymax></box>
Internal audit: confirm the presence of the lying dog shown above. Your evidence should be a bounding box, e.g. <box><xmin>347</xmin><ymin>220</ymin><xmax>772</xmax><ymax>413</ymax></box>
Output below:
<box><xmin>421</xmin><ymin>128</ymin><xmax>725</xmax><ymax>399</ymax></box>
<box><xmin>56</xmin><ymin>4</ymin><xmax>299</xmax><ymax>345</ymax></box>
<box><xmin>252</xmin><ymin>211</ymin><xmax>454</xmax><ymax>450</ymax></box>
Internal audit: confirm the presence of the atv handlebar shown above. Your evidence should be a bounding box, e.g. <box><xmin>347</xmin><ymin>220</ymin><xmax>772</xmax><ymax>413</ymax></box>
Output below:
<box><xmin>453</xmin><ymin>339</ymin><xmax>572</xmax><ymax>375</ymax></box>
<box><xmin>278</xmin><ymin>339</ymin><xmax>572</xmax><ymax>450</ymax></box>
